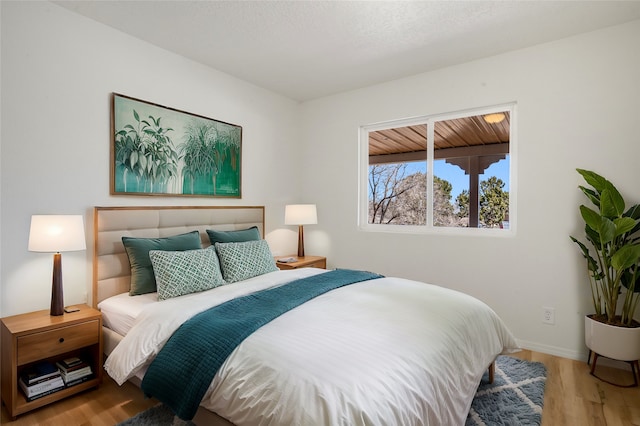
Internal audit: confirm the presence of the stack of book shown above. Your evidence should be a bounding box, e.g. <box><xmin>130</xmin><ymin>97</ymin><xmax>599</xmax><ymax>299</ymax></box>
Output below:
<box><xmin>19</xmin><ymin>362</ymin><xmax>65</xmax><ymax>401</ymax></box>
<box><xmin>55</xmin><ymin>357</ymin><xmax>93</xmax><ymax>387</ymax></box>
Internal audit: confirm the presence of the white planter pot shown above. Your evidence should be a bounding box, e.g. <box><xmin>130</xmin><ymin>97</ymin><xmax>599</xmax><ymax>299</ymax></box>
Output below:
<box><xmin>585</xmin><ymin>315</ymin><xmax>640</xmax><ymax>361</ymax></box>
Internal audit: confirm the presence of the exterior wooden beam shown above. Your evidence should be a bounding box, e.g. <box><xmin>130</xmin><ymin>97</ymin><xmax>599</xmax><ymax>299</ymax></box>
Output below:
<box><xmin>368</xmin><ymin>142</ymin><xmax>509</xmax><ymax>165</ymax></box>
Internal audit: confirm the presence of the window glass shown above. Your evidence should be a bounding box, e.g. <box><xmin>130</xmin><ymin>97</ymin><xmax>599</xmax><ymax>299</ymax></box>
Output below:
<box><xmin>363</xmin><ymin>106</ymin><xmax>513</xmax><ymax>232</ymax></box>
<box><xmin>433</xmin><ymin>159</ymin><xmax>467</xmax><ymax>227</ymax></box>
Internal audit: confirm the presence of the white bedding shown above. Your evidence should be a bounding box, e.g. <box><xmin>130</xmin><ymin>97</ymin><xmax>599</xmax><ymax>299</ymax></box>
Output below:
<box><xmin>104</xmin><ymin>268</ymin><xmax>518</xmax><ymax>426</ymax></box>
<box><xmin>98</xmin><ymin>291</ymin><xmax>158</xmax><ymax>336</ymax></box>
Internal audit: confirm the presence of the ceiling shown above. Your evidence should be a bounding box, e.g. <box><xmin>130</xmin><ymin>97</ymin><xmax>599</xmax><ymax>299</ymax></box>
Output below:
<box><xmin>53</xmin><ymin>1</ymin><xmax>640</xmax><ymax>102</ymax></box>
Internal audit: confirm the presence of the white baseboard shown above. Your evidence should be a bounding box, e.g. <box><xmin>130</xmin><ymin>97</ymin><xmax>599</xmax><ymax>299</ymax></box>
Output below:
<box><xmin>516</xmin><ymin>339</ymin><xmax>635</xmax><ymax>371</ymax></box>
<box><xmin>516</xmin><ymin>339</ymin><xmax>587</xmax><ymax>361</ymax></box>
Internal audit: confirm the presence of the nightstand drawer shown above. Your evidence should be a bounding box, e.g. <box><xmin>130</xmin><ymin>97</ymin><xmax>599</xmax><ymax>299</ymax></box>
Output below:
<box><xmin>305</xmin><ymin>260</ymin><xmax>326</xmax><ymax>268</ymax></box>
<box><xmin>17</xmin><ymin>320</ymin><xmax>100</xmax><ymax>365</ymax></box>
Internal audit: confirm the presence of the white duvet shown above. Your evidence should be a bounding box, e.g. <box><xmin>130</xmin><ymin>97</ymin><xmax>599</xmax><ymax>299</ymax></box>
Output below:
<box><xmin>105</xmin><ymin>268</ymin><xmax>518</xmax><ymax>426</ymax></box>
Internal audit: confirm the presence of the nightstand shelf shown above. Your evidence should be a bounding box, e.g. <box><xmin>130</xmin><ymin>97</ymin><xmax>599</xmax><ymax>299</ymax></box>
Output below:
<box><xmin>1</xmin><ymin>304</ymin><xmax>102</xmax><ymax>419</ymax></box>
<box><xmin>276</xmin><ymin>255</ymin><xmax>326</xmax><ymax>270</ymax></box>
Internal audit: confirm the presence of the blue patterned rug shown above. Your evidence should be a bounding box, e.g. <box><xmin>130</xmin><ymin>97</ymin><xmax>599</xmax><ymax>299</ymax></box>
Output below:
<box><xmin>118</xmin><ymin>404</ymin><xmax>194</xmax><ymax>426</ymax></box>
<box><xmin>466</xmin><ymin>355</ymin><xmax>547</xmax><ymax>426</ymax></box>
<box><xmin>120</xmin><ymin>355</ymin><xmax>546</xmax><ymax>425</ymax></box>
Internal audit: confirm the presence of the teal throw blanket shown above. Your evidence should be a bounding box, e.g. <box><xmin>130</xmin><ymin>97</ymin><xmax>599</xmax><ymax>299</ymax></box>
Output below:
<box><xmin>141</xmin><ymin>269</ymin><xmax>382</xmax><ymax>420</ymax></box>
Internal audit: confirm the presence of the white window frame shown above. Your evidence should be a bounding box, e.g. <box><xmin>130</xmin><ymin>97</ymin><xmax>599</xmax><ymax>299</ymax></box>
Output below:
<box><xmin>358</xmin><ymin>103</ymin><xmax>517</xmax><ymax>236</ymax></box>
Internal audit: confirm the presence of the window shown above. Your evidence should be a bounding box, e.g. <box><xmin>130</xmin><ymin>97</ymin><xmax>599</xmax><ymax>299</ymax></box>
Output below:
<box><xmin>360</xmin><ymin>105</ymin><xmax>515</xmax><ymax>233</ymax></box>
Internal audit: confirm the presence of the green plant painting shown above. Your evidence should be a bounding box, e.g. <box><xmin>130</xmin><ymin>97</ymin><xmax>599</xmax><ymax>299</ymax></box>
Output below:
<box><xmin>112</xmin><ymin>94</ymin><xmax>241</xmax><ymax>197</ymax></box>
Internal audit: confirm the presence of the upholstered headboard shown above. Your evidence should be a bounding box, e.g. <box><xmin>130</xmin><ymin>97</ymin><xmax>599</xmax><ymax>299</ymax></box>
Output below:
<box><xmin>93</xmin><ymin>206</ymin><xmax>265</xmax><ymax>307</ymax></box>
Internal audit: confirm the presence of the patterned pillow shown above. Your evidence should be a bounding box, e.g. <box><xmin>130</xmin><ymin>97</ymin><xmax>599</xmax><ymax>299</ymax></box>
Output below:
<box><xmin>149</xmin><ymin>247</ymin><xmax>225</xmax><ymax>300</ymax></box>
<box><xmin>215</xmin><ymin>240</ymin><xmax>278</xmax><ymax>283</ymax></box>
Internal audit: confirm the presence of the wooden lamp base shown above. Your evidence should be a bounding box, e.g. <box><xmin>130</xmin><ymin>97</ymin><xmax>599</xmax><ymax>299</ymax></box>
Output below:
<box><xmin>297</xmin><ymin>225</ymin><xmax>305</xmax><ymax>257</ymax></box>
<box><xmin>50</xmin><ymin>252</ymin><xmax>64</xmax><ymax>316</ymax></box>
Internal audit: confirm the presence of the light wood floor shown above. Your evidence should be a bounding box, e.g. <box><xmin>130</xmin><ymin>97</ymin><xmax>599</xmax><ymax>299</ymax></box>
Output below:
<box><xmin>1</xmin><ymin>350</ymin><xmax>639</xmax><ymax>425</ymax></box>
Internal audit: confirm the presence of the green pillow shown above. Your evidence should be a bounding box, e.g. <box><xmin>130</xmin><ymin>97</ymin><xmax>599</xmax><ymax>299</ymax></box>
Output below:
<box><xmin>206</xmin><ymin>226</ymin><xmax>260</xmax><ymax>245</ymax></box>
<box><xmin>215</xmin><ymin>240</ymin><xmax>278</xmax><ymax>283</ymax></box>
<box><xmin>122</xmin><ymin>231</ymin><xmax>202</xmax><ymax>295</ymax></box>
<box><xmin>149</xmin><ymin>248</ymin><xmax>225</xmax><ymax>300</ymax></box>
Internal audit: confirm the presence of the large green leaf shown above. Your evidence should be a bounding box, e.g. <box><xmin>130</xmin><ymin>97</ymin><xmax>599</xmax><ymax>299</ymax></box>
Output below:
<box><xmin>611</xmin><ymin>244</ymin><xmax>640</xmax><ymax>271</ymax></box>
<box><xmin>570</xmin><ymin>236</ymin><xmax>589</xmax><ymax>257</ymax></box>
<box><xmin>600</xmin><ymin>185</ymin><xmax>625</xmax><ymax>218</ymax></box>
<box><xmin>579</xmin><ymin>186</ymin><xmax>600</xmax><ymax>208</ymax></box>
<box><xmin>580</xmin><ymin>205</ymin><xmax>616</xmax><ymax>244</ymax></box>
<box><xmin>625</xmin><ymin>204</ymin><xmax>640</xmax><ymax>235</ymax></box>
<box><xmin>621</xmin><ymin>268</ymin><xmax>640</xmax><ymax>293</ymax></box>
<box><xmin>570</xmin><ymin>236</ymin><xmax>599</xmax><ymax>272</ymax></box>
<box><xmin>580</xmin><ymin>205</ymin><xmax>601</xmax><ymax>230</ymax></box>
<box><xmin>577</xmin><ymin>169</ymin><xmax>608</xmax><ymax>193</ymax></box>
<box><xmin>584</xmin><ymin>223</ymin><xmax>601</xmax><ymax>248</ymax></box>
<box><xmin>625</xmin><ymin>204</ymin><xmax>640</xmax><ymax>220</ymax></box>
<box><xmin>614</xmin><ymin>217</ymin><xmax>638</xmax><ymax>238</ymax></box>
<box><xmin>599</xmin><ymin>217</ymin><xmax>616</xmax><ymax>245</ymax></box>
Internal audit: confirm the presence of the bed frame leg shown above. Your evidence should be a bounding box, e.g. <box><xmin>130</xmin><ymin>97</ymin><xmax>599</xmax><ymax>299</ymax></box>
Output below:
<box><xmin>488</xmin><ymin>361</ymin><xmax>495</xmax><ymax>384</ymax></box>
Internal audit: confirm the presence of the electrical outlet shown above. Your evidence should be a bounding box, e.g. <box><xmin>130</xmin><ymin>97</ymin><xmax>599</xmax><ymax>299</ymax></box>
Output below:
<box><xmin>542</xmin><ymin>307</ymin><xmax>555</xmax><ymax>325</ymax></box>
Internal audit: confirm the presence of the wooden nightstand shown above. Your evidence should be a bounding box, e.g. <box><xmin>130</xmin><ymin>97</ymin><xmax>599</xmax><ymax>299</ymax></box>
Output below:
<box><xmin>276</xmin><ymin>255</ymin><xmax>326</xmax><ymax>270</ymax></box>
<box><xmin>1</xmin><ymin>304</ymin><xmax>102</xmax><ymax>419</ymax></box>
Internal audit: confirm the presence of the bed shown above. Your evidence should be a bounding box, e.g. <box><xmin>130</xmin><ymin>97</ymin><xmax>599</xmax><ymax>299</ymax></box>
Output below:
<box><xmin>93</xmin><ymin>205</ymin><xmax>519</xmax><ymax>426</ymax></box>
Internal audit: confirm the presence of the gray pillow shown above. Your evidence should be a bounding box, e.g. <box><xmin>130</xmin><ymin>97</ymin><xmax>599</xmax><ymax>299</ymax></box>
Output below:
<box><xmin>149</xmin><ymin>247</ymin><xmax>225</xmax><ymax>300</ymax></box>
<box><xmin>215</xmin><ymin>240</ymin><xmax>278</xmax><ymax>283</ymax></box>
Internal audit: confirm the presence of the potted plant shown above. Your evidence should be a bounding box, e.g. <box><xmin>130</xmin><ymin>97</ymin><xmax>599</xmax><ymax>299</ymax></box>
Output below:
<box><xmin>570</xmin><ymin>169</ymin><xmax>640</xmax><ymax>363</ymax></box>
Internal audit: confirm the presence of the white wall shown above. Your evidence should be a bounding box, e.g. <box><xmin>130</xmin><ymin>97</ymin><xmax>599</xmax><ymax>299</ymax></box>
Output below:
<box><xmin>299</xmin><ymin>20</ymin><xmax>640</xmax><ymax>360</ymax></box>
<box><xmin>2</xmin><ymin>1</ymin><xmax>639</xmax><ymax>361</ymax></box>
<box><xmin>0</xmin><ymin>1</ymin><xmax>301</xmax><ymax>317</ymax></box>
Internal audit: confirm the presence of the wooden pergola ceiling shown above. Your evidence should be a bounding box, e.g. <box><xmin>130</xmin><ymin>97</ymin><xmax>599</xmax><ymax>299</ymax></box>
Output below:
<box><xmin>368</xmin><ymin>112</ymin><xmax>510</xmax><ymax>164</ymax></box>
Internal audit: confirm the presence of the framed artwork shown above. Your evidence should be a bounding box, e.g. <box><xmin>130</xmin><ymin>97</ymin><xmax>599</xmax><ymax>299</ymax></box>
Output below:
<box><xmin>111</xmin><ymin>93</ymin><xmax>241</xmax><ymax>197</ymax></box>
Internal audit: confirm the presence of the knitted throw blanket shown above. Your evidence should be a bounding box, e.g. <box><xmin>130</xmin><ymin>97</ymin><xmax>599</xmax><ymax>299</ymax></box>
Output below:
<box><xmin>141</xmin><ymin>269</ymin><xmax>383</xmax><ymax>420</ymax></box>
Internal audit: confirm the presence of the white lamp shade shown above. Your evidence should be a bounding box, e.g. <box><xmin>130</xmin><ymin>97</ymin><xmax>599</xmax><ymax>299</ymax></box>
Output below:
<box><xmin>284</xmin><ymin>204</ymin><xmax>317</xmax><ymax>225</ymax></box>
<box><xmin>28</xmin><ymin>215</ymin><xmax>86</xmax><ymax>252</ymax></box>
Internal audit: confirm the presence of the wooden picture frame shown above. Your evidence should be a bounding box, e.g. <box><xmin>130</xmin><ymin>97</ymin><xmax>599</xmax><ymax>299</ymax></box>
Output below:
<box><xmin>111</xmin><ymin>93</ymin><xmax>241</xmax><ymax>197</ymax></box>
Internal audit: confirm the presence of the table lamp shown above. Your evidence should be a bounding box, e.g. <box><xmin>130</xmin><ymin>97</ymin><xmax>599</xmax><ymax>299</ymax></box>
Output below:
<box><xmin>28</xmin><ymin>215</ymin><xmax>86</xmax><ymax>316</ymax></box>
<box><xmin>284</xmin><ymin>204</ymin><xmax>317</xmax><ymax>257</ymax></box>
